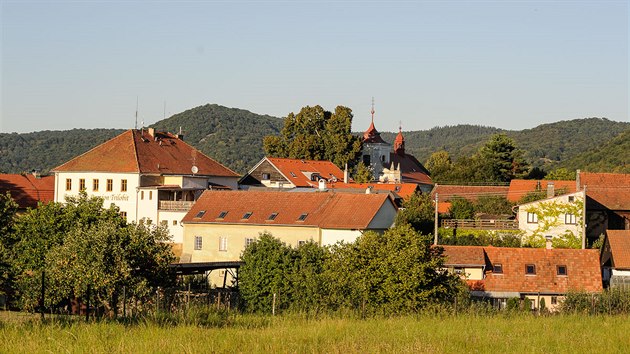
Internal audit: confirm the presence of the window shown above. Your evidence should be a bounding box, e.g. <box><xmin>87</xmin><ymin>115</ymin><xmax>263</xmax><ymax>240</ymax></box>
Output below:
<box><xmin>194</xmin><ymin>236</ymin><xmax>202</xmax><ymax>250</ymax></box>
<box><xmin>217</xmin><ymin>211</ymin><xmax>228</xmax><ymax>219</ymax></box>
<box><xmin>527</xmin><ymin>212</ymin><xmax>538</xmax><ymax>223</ymax></box>
<box><xmin>121</xmin><ymin>179</ymin><xmax>127</xmax><ymax>192</ymax></box>
<box><xmin>557</xmin><ymin>265</ymin><xmax>568</xmax><ymax>276</ymax></box>
<box><xmin>297</xmin><ymin>213</ymin><xmax>308</xmax><ymax>221</ymax></box>
<box><xmin>245</xmin><ymin>238</ymin><xmax>255</xmax><ymax>247</ymax></box>
<box><xmin>79</xmin><ymin>179</ymin><xmax>86</xmax><ymax>191</ymax></box>
<box><xmin>262</xmin><ymin>173</ymin><xmax>271</xmax><ymax>180</ymax></box>
<box><xmin>195</xmin><ymin>210</ymin><xmax>206</xmax><ymax>218</ymax></box>
<box><xmin>568</xmin><ymin>196</ymin><xmax>575</xmax><ymax>203</ymax></box>
<box><xmin>120</xmin><ymin>211</ymin><xmax>127</xmax><ymax>219</ymax></box>
<box><xmin>65</xmin><ymin>178</ymin><xmax>72</xmax><ymax>191</ymax></box>
<box><xmin>565</xmin><ymin>213</ymin><xmax>577</xmax><ymax>225</ymax></box>
<box><xmin>454</xmin><ymin>267</ymin><xmax>465</xmax><ymax>275</ymax></box>
<box><xmin>172</xmin><ymin>220</ymin><xmax>178</xmax><ymax>226</ymax></box>
<box><xmin>93</xmin><ymin>179</ymin><xmax>99</xmax><ymax>191</ymax></box>
<box><xmin>219</xmin><ymin>236</ymin><xmax>228</xmax><ymax>251</ymax></box>
<box><xmin>149</xmin><ymin>191</ymin><xmax>153</xmax><ymax>200</ymax></box>
<box><xmin>141</xmin><ymin>191</ymin><xmax>144</xmax><ymax>200</ymax></box>
<box><xmin>493</xmin><ymin>264</ymin><xmax>503</xmax><ymax>274</ymax></box>
<box><xmin>267</xmin><ymin>212</ymin><xmax>278</xmax><ymax>221</ymax></box>
<box><xmin>106</xmin><ymin>179</ymin><xmax>113</xmax><ymax>192</ymax></box>
<box><xmin>298</xmin><ymin>240</ymin><xmax>307</xmax><ymax>247</ymax></box>
<box><xmin>525</xmin><ymin>264</ymin><xmax>536</xmax><ymax>275</ymax></box>
<box><xmin>242</xmin><ymin>212</ymin><xmax>253</xmax><ymax>220</ymax></box>
<box><xmin>551</xmin><ymin>296</ymin><xmax>558</xmax><ymax>305</ymax></box>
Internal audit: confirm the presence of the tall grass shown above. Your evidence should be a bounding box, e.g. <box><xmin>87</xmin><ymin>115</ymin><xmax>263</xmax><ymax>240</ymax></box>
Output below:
<box><xmin>2</xmin><ymin>311</ymin><xmax>630</xmax><ymax>353</ymax></box>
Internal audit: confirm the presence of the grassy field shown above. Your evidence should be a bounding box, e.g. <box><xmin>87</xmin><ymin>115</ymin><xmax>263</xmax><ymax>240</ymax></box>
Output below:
<box><xmin>2</xmin><ymin>311</ymin><xmax>630</xmax><ymax>353</ymax></box>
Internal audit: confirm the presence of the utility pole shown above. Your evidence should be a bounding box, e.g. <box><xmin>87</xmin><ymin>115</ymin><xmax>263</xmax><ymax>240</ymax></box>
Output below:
<box><xmin>434</xmin><ymin>190</ymin><xmax>439</xmax><ymax>245</ymax></box>
<box><xmin>582</xmin><ymin>186</ymin><xmax>587</xmax><ymax>249</ymax></box>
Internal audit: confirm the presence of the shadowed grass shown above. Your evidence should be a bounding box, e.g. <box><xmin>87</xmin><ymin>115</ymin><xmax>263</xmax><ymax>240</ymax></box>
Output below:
<box><xmin>2</xmin><ymin>312</ymin><xmax>630</xmax><ymax>353</ymax></box>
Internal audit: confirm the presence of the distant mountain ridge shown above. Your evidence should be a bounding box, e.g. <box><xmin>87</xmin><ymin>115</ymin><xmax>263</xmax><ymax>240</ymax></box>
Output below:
<box><xmin>0</xmin><ymin>104</ymin><xmax>627</xmax><ymax>175</ymax></box>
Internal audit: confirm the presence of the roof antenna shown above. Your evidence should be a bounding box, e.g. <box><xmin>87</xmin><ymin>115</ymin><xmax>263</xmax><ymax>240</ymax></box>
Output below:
<box><xmin>134</xmin><ymin>96</ymin><xmax>139</xmax><ymax>130</ymax></box>
<box><xmin>371</xmin><ymin>97</ymin><xmax>375</xmax><ymax>124</ymax></box>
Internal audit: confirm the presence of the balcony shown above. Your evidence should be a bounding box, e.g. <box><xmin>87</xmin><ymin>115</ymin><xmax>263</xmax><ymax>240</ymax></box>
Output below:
<box><xmin>159</xmin><ymin>200</ymin><xmax>195</xmax><ymax>211</ymax></box>
<box><xmin>441</xmin><ymin>219</ymin><xmax>519</xmax><ymax>230</ymax></box>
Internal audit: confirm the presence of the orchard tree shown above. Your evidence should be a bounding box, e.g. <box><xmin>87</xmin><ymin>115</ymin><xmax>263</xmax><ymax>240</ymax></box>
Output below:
<box><xmin>263</xmin><ymin>105</ymin><xmax>362</xmax><ymax>169</ymax></box>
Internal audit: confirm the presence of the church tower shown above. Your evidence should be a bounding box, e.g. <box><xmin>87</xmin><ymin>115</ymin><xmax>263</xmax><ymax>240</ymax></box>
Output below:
<box><xmin>394</xmin><ymin>124</ymin><xmax>405</xmax><ymax>155</ymax></box>
<box><xmin>361</xmin><ymin>98</ymin><xmax>392</xmax><ymax>180</ymax></box>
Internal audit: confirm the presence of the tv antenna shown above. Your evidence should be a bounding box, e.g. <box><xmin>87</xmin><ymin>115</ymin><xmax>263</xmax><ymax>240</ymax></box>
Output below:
<box><xmin>135</xmin><ymin>96</ymin><xmax>139</xmax><ymax>129</ymax></box>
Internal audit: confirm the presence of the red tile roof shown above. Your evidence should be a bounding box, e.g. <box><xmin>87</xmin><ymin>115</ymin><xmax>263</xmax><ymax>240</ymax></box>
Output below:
<box><xmin>441</xmin><ymin>245</ymin><xmax>488</xmax><ymax>266</ymax></box>
<box><xmin>53</xmin><ymin>130</ymin><xmax>238</xmax><ymax>177</ymax></box>
<box><xmin>605</xmin><ymin>230</ymin><xmax>630</xmax><ymax>269</ymax></box>
<box><xmin>507</xmin><ymin>179</ymin><xmax>576</xmax><ymax>202</ymax></box>
<box><xmin>580</xmin><ymin>172</ymin><xmax>630</xmax><ymax>210</ymax></box>
<box><xmin>327</xmin><ymin>182</ymin><xmax>418</xmax><ymax>199</ymax></box>
<box><xmin>486</xmin><ymin>247</ymin><xmax>601</xmax><ymax>294</ymax></box>
<box><xmin>266</xmin><ymin>157</ymin><xmax>346</xmax><ymax>188</ymax></box>
<box><xmin>182</xmin><ymin>190</ymin><xmax>395</xmax><ymax>229</ymax></box>
<box><xmin>389</xmin><ymin>153</ymin><xmax>433</xmax><ymax>185</ymax></box>
<box><xmin>0</xmin><ymin>174</ymin><xmax>55</xmax><ymax>209</ymax></box>
<box><xmin>441</xmin><ymin>245</ymin><xmax>602</xmax><ymax>294</ymax></box>
<box><xmin>363</xmin><ymin>121</ymin><xmax>388</xmax><ymax>144</ymax></box>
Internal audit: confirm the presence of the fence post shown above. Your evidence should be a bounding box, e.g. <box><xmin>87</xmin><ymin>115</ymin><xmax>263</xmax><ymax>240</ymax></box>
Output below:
<box><xmin>272</xmin><ymin>293</ymin><xmax>276</xmax><ymax>316</ymax></box>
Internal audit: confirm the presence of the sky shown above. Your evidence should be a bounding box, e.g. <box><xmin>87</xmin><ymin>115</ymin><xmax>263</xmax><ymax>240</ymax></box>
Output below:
<box><xmin>1</xmin><ymin>0</ymin><xmax>628</xmax><ymax>134</ymax></box>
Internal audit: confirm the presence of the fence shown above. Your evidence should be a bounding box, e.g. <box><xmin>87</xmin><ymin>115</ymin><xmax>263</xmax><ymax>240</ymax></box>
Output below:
<box><xmin>441</xmin><ymin>219</ymin><xmax>518</xmax><ymax>230</ymax></box>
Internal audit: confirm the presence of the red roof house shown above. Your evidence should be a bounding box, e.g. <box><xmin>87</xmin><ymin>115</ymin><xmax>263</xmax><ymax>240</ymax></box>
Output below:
<box><xmin>0</xmin><ymin>173</ymin><xmax>55</xmax><ymax>209</ymax></box>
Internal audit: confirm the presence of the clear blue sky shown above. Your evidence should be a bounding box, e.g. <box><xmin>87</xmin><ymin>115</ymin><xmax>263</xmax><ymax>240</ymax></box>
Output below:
<box><xmin>1</xmin><ymin>1</ymin><xmax>628</xmax><ymax>134</ymax></box>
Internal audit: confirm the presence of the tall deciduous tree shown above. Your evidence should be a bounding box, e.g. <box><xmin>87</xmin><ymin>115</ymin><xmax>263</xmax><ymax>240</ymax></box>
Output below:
<box><xmin>476</xmin><ymin>134</ymin><xmax>529</xmax><ymax>182</ymax></box>
<box><xmin>425</xmin><ymin>150</ymin><xmax>453</xmax><ymax>182</ymax></box>
<box><xmin>263</xmin><ymin>105</ymin><xmax>362</xmax><ymax>168</ymax></box>
<box><xmin>395</xmin><ymin>192</ymin><xmax>435</xmax><ymax>235</ymax></box>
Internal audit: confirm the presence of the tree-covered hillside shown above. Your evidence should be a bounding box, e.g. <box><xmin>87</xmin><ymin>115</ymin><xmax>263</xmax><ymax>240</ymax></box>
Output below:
<box><xmin>0</xmin><ymin>129</ymin><xmax>124</xmax><ymax>173</ymax></box>
<box><xmin>559</xmin><ymin>129</ymin><xmax>630</xmax><ymax>173</ymax></box>
<box><xmin>150</xmin><ymin>104</ymin><xmax>283</xmax><ymax>173</ymax></box>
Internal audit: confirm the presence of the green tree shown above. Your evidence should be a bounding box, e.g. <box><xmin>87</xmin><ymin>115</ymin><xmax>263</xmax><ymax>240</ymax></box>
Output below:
<box><xmin>263</xmin><ymin>105</ymin><xmax>362</xmax><ymax>168</ymax></box>
<box><xmin>447</xmin><ymin>197</ymin><xmax>475</xmax><ymax>219</ymax></box>
<box><xmin>395</xmin><ymin>192</ymin><xmax>435</xmax><ymax>235</ymax></box>
<box><xmin>474</xmin><ymin>195</ymin><xmax>514</xmax><ymax>216</ymax></box>
<box><xmin>425</xmin><ymin>150</ymin><xmax>453</xmax><ymax>183</ymax></box>
<box><xmin>352</xmin><ymin>162</ymin><xmax>373</xmax><ymax>183</ymax></box>
<box><xmin>545</xmin><ymin>168</ymin><xmax>576</xmax><ymax>180</ymax></box>
<box><xmin>476</xmin><ymin>134</ymin><xmax>529</xmax><ymax>182</ymax></box>
<box><xmin>0</xmin><ymin>193</ymin><xmax>18</xmax><ymax>297</ymax></box>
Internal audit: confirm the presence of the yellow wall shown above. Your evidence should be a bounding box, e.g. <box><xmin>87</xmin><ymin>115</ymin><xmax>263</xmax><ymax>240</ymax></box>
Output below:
<box><xmin>182</xmin><ymin>223</ymin><xmax>320</xmax><ymax>263</ymax></box>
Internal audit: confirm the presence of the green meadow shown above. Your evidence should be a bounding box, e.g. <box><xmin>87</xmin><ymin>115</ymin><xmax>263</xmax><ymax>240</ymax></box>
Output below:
<box><xmin>2</xmin><ymin>312</ymin><xmax>630</xmax><ymax>353</ymax></box>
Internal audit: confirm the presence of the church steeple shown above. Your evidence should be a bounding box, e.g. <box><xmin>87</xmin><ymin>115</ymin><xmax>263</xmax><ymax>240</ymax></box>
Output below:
<box><xmin>363</xmin><ymin>97</ymin><xmax>387</xmax><ymax>144</ymax></box>
<box><xmin>394</xmin><ymin>122</ymin><xmax>405</xmax><ymax>155</ymax></box>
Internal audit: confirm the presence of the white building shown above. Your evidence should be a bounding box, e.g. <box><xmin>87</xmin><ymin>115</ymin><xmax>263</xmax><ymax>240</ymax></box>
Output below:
<box><xmin>52</xmin><ymin>128</ymin><xmax>239</xmax><ymax>243</ymax></box>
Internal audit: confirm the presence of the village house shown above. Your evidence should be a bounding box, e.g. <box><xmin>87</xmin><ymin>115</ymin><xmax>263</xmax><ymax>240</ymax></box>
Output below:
<box><xmin>507</xmin><ymin>179</ymin><xmax>576</xmax><ymax>203</ymax></box>
<box><xmin>52</xmin><ymin>128</ymin><xmax>239</xmax><ymax>243</ymax></box>
<box><xmin>442</xmin><ymin>242</ymin><xmax>602</xmax><ymax>311</ymax></box>
<box><xmin>578</xmin><ymin>172</ymin><xmax>630</xmax><ymax>241</ymax></box>
<box><xmin>179</xmin><ymin>190</ymin><xmax>397</xmax><ymax>285</ymax></box>
<box><xmin>516</xmin><ymin>191</ymin><xmax>585</xmax><ymax>247</ymax></box>
<box><xmin>239</xmin><ymin>157</ymin><xmax>347</xmax><ymax>189</ymax></box>
<box><xmin>0</xmin><ymin>172</ymin><xmax>55</xmax><ymax>211</ymax></box>
<box><xmin>361</xmin><ymin>105</ymin><xmax>433</xmax><ymax>192</ymax></box>
<box><xmin>600</xmin><ymin>229</ymin><xmax>630</xmax><ymax>289</ymax></box>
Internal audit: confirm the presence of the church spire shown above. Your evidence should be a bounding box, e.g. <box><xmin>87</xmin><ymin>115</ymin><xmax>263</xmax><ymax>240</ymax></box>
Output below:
<box><xmin>363</xmin><ymin>97</ymin><xmax>387</xmax><ymax>144</ymax></box>
<box><xmin>394</xmin><ymin>121</ymin><xmax>405</xmax><ymax>155</ymax></box>
<box><xmin>370</xmin><ymin>97</ymin><xmax>375</xmax><ymax>124</ymax></box>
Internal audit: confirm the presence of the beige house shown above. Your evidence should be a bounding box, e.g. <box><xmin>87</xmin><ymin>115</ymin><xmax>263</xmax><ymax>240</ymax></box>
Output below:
<box><xmin>180</xmin><ymin>190</ymin><xmax>397</xmax><ymax>285</ymax></box>
<box><xmin>517</xmin><ymin>191</ymin><xmax>585</xmax><ymax>247</ymax></box>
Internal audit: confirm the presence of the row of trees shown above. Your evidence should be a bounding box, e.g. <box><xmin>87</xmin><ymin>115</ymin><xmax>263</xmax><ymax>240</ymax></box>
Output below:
<box><xmin>239</xmin><ymin>225</ymin><xmax>462</xmax><ymax>315</ymax></box>
<box><xmin>0</xmin><ymin>192</ymin><xmax>174</xmax><ymax>315</ymax></box>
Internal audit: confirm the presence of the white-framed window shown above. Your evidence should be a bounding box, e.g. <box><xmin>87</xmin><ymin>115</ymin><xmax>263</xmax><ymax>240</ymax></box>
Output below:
<box><xmin>194</xmin><ymin>236</ymin><xmax>202</xmax><ymax>250</ymax></box>
<box><xmin>219</xmin><ymin>236</ymin><xmax>228</xmax><ymax>251</ymax></box>
<box><xmin>245</xmin><ymin>237</ymin><xmax>255</xmax><ymax>247</ymax></box>
<box><xmin>172</xmin><ymin>220</ymin><xmax>178</xmax><ymax>226</ymax></box>
<box><xmin>564</xmin><ymin>213</ymin><xmax>577</xmax><ymax>225</ymax></box>
<box><xmin>568</xmin><ymin>196</ymin><xmax>575</xmax><ymax>203</ymax></box>
<box><xmin>527</xmin><ymin>212</ymin><xmax>538</xmax><ymax>223</ymax></box>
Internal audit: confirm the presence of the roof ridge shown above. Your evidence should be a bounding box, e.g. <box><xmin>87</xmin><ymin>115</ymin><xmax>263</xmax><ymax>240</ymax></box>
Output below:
<box><xmin>131</xmin><ymin>130</ymin><xmax>140</xmax><ymax>172</ymax></box>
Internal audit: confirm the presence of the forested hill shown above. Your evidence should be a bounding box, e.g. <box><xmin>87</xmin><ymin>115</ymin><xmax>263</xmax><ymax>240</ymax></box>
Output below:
<box><xmin>0</xmin><ymin>104</ymin><xmax>627</xmax><ymax>175</ymax></box>
<box><xmin>150</xmin><ymin>104</ymin><xmax>283</xmax><ymax>173</ymax></box>
<box><xmin>380</xmin><ymin>118</ymin><xmax>629</xmax><ymax>171</ymax></box>
<box><xmin>559</xmin><ymin>129</ymin><xmax>630</xmax><ymax>173</ymax></box>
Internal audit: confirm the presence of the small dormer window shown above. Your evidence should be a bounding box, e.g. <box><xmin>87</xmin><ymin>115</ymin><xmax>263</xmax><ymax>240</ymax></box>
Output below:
<box><xmin>268</xmin><ymin>212</ymin><xmax>278</xmax><ymax>221</ymax></box>
<box><xmin>242</xmin><ymin>212</ymin><xmax>253</xmax><ymax>220</ymax></box>
<box><xmin>493</xmin><ymin>264</ymin><xmax>503</xmax><ymax>274</ymax></box>
<box><xmin>310</xmin><ymin>173</ymin><xmax>320</xmax><ymax>182</ymax></box>
<box><xmin>217</xmin><ymin>211</ymin><xmax>228</xmax><ymax>219</ymax></box>
<box><xmin>525</xmin><ymin>264</ymin><xmax>536</xmax><ymax>275</ymax></box>
<box><xmin>298</xmin><ymin>213</ymin><xmax>308</xmax><ymax>221</ymax></box>
<box><xmin>557</xmin><ymin>265</ymin><xmax>567</xmax><ymax>276</ymax></box>
<box><xmin>262</xmin><ymin>173</ymin><xmax>271</xmax><ymax>180</ymax></box>
<box><xmin>195</xmin><ymin>210</ymin><xmax>206</xmax><ymax>218</ymax></box>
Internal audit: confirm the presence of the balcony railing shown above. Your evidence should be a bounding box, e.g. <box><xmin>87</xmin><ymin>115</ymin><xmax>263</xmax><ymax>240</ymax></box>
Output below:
<box><xmin>159</xmin><ymin>200</ymin><xmax>195</xmax><ymax>211</ymax></box>
<box><xmin>441</xmin><ymin>219</ymin><xmax>519</xmax><ymax>230</ymax></box>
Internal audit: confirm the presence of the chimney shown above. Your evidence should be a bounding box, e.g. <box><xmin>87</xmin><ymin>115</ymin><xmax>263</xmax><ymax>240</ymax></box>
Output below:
<box><xmin>318</xmin><ymin>179</ymin><xmax>326</xmax><ymax>191</ymax></box>
<box><xmin>344</xmin><ymin>163</ymin><xmax>349</xmax><ymax>184</ymax></box>
<box><xmin>365</xmin><ymin>187</ymin><xmax>371</xmax><ymax>194</ymax></box>
<box><xmin>545</xmin><ymin>235</ymin><xmax>553</xmax><ymax>250</ymax></box>
<box><xmin>547</xmin><ymin>182</ymin><xmax>555</xmax><ymax>198</ymax></box>
<box><xmin>576</xmin><ymin>169</ymin><xmax>581</xmax><ymax>191</ymax></box>
<box><xmin>148</xmin><ymin>127</ymin><xmax>155</xmax><ymax>138</ymax></box>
